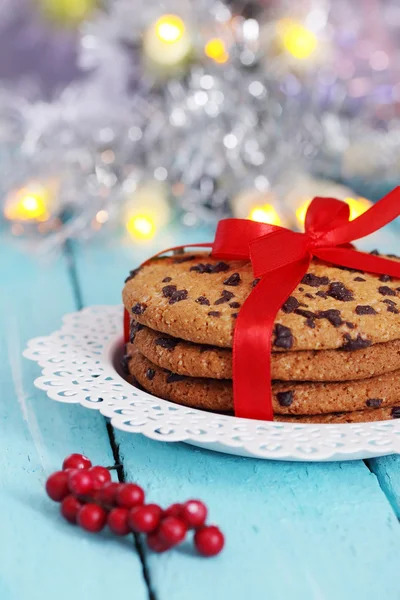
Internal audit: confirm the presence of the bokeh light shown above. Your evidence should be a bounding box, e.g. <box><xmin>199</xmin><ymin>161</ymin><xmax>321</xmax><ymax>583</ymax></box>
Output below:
<box><xmin>155</xmin><ymin>15</ymin><xmax>185</xmax><ymax>44</ymax></box>
<box><xmin>204</xmin><ymin>38</ymin><xmax>229</xmax><ymax>63</ymax></box>
<box><xmin>248</xmin><ymin>204</ymin><xmax>281</xmax><ymax>225</ymax></box>
<box><xmin>278</xmin><ymin>19</ymin><xmax>317</xmax><ymax>60</ymax></box>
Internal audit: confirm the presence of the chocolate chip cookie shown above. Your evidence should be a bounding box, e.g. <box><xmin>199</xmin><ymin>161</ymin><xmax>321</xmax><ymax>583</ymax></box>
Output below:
<box><xmin>129</xmin><ymin>321</ymin><xmax>400</xmax><ymax>381</ymax></box>
<box><xmin>123</xmin><ymin>252</ymin><xmax>400</xmax><ymax>351</ymax></box>
<box><xmin>126</xmin><ymin>347</ymin><xmax>400</xmax><ymax>416</ymax></box>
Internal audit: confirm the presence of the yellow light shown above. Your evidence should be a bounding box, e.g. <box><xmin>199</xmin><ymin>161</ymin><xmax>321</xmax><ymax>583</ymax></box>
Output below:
<box><xmin>4</xmin><ymin>185</ymin><xmax>51</xmax><ymax>222</ymax></box>
<box><xmin>278</xmin><ymin>19</ymin><xmax>317</xmax><ymax>60</ymax></box>
<box><xmin>248</xmin><ymin>204</ymin><xmax>281</xmax><ymax>225</ymax></box>
<box><xmin>126</xmin><ymin>214</ymin><xmax>156</xmax><ymax>241</ymax></box>
<box><xmin>296</xmin><ymin>199</ymin><xmax>311</xmax><ymax>225</ymax></box>
<box><xmin>155</xmin><ymin>15</ymin><xmax>185</xmax><ymax>44</ymax></box>
<box><xmin>204</xmin><ymin>38</ymin><xmax>229</xmax><ymax>64</ymax></box>
<box><xmin>345</xmin><ymin>197</ymin><xmax>372</xmax><ymax>220</ymax></box>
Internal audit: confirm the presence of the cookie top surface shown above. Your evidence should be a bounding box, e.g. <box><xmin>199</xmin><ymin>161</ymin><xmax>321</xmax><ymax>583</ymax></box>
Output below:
<box><xmin>122</xmin><ymin>252</ymin><xmax>400</xmax><ymax>351</ymax></box>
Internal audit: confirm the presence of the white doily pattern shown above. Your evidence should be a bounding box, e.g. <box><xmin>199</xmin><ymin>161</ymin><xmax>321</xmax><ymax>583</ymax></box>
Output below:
<box><xmin>24</xmin><ymin>306</ymin><xmax>400</xmax><ymax>461</ymax></box>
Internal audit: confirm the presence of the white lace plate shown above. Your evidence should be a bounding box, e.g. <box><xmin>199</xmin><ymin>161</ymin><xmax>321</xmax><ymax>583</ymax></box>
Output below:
<box><xmin>23</xmin><ymin>305</ymin><xmax>400</xmax><ymax>462</ymax></box>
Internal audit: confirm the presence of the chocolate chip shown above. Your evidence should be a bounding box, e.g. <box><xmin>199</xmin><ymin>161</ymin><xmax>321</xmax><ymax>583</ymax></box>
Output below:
<box><xmin>277</xmin><ymin>391</ymin><xmax>294</xmax><ymax>407</ymax></box>
<box><xmin>301</xmin><ymin>273</ymin><xmax>330</xmax><ymax>287</ymax></box>
<box><xmin>132</xmin><ymin>302</ymin><xmax>147</xmax><ymax>315</ymax></box>
<box><xmin>379</xmin><ymin>274</ymin><xmax>391</xmax><ymax>282</ymax></box>
<box><xmin>370</xmin><ymin>249</ymin><xmax>380</xmax><ymax>256</ymax></box>
<box><xmin>223</xmin><ymin>273</ymin><xmax>241</xmax><ymax>286</ymax></box>
<box><xmin>146</xmin><ymin>368</ymin><xmax>155</xmax><ymax>381</ymax></box>
<box><xmin>318</xmin><ymin>309</ymin><xmax>343</xmax><ymax>327</ymax></box>
<box><xmin>129</xmin><ymin>320</ymin><xmax>144</xmax><ymax>342</ymax></box>
<box><xmin>355</xmin><ymin>305</ymin><xmax>377</xmax><ymax>315</ymax></box>
<box><xmin>274</xmin><ymin>324</ymin><xmax>294</xmax><ymax>349</ymax></box>
<box><xmin>306</xmin><ymin>318</ymin><xmax>316</xmax><ymax>328</ymax></box>
<box><xmin>387</xmin><ymin>305</ymin><xmax>399</xmax><ymax>314</ymax></box>
<box><xmin>169</xmin><ymin>289</ymin><xmax>188</xmax><ymax>304</ymax></box>
<box><xmin>155</xmin><ymin>337</ymin><xmax>179</xmax><ymax>351</ymax></box>
<box><xmin>378</xmin><ymin>286</ymin><xmax>396</xmax><ymax>296</ymax></box>
<box><xmin>327</xmin><ymin>282</ymin><xmax>354</xmax><ymax>302</ymax></box>
<box><xmin>298</xmin><ymin>287</ymin><xmax>304</xmax><ymax>292</ymax></box>
<box><xmin>366</xmin><ymin>398</ymin><xmax>382</xmax><ymax>408</ymax></box>
<box><xmin>341</xmin><ymin>334</ymin><xmax>372</xmax><ymax>351</ymax></box>
<box><xmin>232</xmin><ymin>313</ymin><xmax>238</xmax><ymax>318</ymax></box>
<box><xmin>190</xmin><ymin>262</ymin><xmax>229</xmax><ymax>274</ymax></box>
<box><xmin>213</xmin><ymin>262</ymin><xmax>230</xmax><ymax>273</ymax></box>
<box><xmin>388</xmin><ymin>253</ymin><xmax>400</xmax><ymax>259</ymax></box>
<box><xmin>346</xmin><ymin>321</ymin><xmax>355</xmax><ymax>329</ymax></box>
<box><xmin>124</xmin><ymin>267</ymin><xmax>140</xmax><ymax>283</ymax></box>
<box><xmin>162</xmin><ymin>284</ymin><xmax>177</xmax><ymax>298</ymax></box>
<box><xmin>295</xmin><ymin>308</ymin><xmax>316</xmax><ymax>319</ymax></box>
<box><xmin>196</xmin><ymin>296</ymin><xmax>210</xmax><ymax>306</ymax></box>
<box><xmin>391</xmin><ymin>407</ymin><xmax>400</xmax><ymax>419</ymax></box>
<box><xmin>282</xmin><ymin>296</ymin><xmax>300</xmax><ymax>314</ymax></box>
<box><xmin>354</xmin><ymin>276</ymin><xmax>366</xmax><ymax>282</ymax></box>
<box><xmin>383</xmin><ymin>299</ymin><xmax>399</xmax><ymax>314</ymax></box>
<box><xmin>305</xmin><ymin>293</ymin><xmax>315</xmax><ymax>299</ymax></box>
<box><xmin>166</xmin><ymin>372</ymin><xmax>186</xmax><ymax>383</ymax></box>
<box><xmin>162</xmin><ymin>277</ymin><xmax>172</xmax><ymax>283</ymax></box>
<box><xmin>208</xmin><ymin>311</ymin><xmax>221</xmax><ymax>317</ymax></box>
<box><xmin>190</xmin><ymin>263</ymin><xmax>213</xmax><ymax>273</ymax></box>
<box><xmin>252</xmin><ymin>278</ymin><xmax>260</xmax><ymax>288</ymax></box>
<box><xmin>316</xmin><ymin>290</ymin><xmax>328</xmax><ymax>299</ymax></box>
<box><xmin>173</xmin><ymin>255</ymin><xmax>196</xmax><ymax>263</ymax></box>
<box><xmin>229</xmin><ymin>302</ymin><xmax>241</xmax><ymax>308</ymax></box>
<box><xmin>214</xmin><ymin>290</ymin><xmax>235</xmax><ymax>305</ymax></box>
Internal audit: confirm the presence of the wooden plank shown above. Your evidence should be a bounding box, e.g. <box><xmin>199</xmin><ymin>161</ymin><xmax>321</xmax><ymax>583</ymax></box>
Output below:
<box><xmin>0</xmin><ymin>236</ymin><xmax>148</xmax><ymax>600</ymax></box>
<box><xmin>367</xmin><ymin>455</ymin><xmax>400</xmax><ymax>518</ymax></box>
<box><xmin>73</xmin><ymin>235</ymin><xmax>400</xmax><ymax>600</ymax></box>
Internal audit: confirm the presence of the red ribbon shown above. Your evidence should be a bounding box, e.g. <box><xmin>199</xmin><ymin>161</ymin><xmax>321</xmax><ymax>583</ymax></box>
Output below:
<box><xmin>125</xmin><ymin>187</ymin><xmax>400</xmax><ymax>421</ymax></box>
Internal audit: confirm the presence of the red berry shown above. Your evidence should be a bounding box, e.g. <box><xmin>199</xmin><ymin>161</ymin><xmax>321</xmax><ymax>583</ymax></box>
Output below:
<box><xmin>107</xmin><ymin>508</ymin><xmax>130</xmax><ymax>536</ymax></box>
<box><xmin>159</xmin><ymin>516</ymin><xmax>187</xmax><ymax>546</ymax></box>
<box><xmin>128</xmin><ymin>504</ymin><xmax>162</xmax><ymax>534</ymax></box>
<box><xmin>194</xmin><ymin>526</ymin><xmax>225</xmax><ymax>557</ymax></box>
<box><xmin>116</xmin><ymin>483</ymin><xmax>145</xmax><ymax>508</ymax></box>
<box><xmin>146</xmin><ymin>532</ymin><xmax>173</xmax><ymax>553</ymax></box>
<box><xmin>77</xmin><ymin>503</ymin><xmax>107</xmax><ymax>533</ymax></box>
<box><xmin>68</xmin><ymin>470</ymin><xmax>94</xmax><ymax>496</ymax></box>
<box><xmin>95</xmin><ymin>482</ymin><xmax>121</xmax><ymax>507</ymax></box>
<box><xmin>88</xmin><ymin>466</ymin><xmax>111</xmax><ymax>490</ymax></box>
<box><xmin>181</xmin><ymin>500</ymin><xmax>208</xmax><ymax>529</ymax></box>
<box><xmin>62</xmin><ymin>453</ymin><xmax>92</xmax><ymax>471</ymax></box>
<box><xmin>61</xmin><ymin>495</ymin><xmax>82</xmax><ymax>524</ymax></box>
<box><xmin>46</xmin><ymin>471</ymin><xmax>70</xmax><ymax>502</ymax></box>
<box><xmin>163</xmin><ymin>503</ymin><xmax>182</xmax><ymax>518</ymax></box>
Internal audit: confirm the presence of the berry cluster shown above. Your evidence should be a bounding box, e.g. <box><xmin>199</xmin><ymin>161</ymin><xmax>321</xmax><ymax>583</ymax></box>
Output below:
<box><xmin>45</xmin><ymin>453</ymin><xmax>224</xmax><ymax>557</ymax></box>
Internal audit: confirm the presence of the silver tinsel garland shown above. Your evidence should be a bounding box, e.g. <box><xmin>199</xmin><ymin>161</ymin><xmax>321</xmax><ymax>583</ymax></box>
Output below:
<box><xmin>1</xmin><ymin>0</ymin><xmax>400</xmax><ymax>248</ymax></box>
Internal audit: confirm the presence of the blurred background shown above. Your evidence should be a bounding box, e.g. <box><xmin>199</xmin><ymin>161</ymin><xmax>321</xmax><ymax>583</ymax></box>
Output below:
<box><xmin>1</xmin><ymin>0</ymin><xmax>400</xmax><ymax>255</ymax></box>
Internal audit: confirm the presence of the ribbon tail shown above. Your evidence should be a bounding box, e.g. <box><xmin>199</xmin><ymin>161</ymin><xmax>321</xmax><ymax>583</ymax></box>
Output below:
<box><xmin>313</xmin><ymin>247</ymin><xmax>400</xmax><ymax>278</ymax></box>
<box><xmin>233</xmin><ymin>256</ymin><xmax>311</xmax><ymax>421</ymax></box>
<box><xmin>321</xmin><ymin>187</ymin><xmax>400</xmax><ymax>246</ymax></box>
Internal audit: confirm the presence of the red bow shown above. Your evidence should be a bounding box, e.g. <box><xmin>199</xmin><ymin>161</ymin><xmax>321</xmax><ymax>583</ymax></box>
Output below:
<box><xmin>125</xmin><ymin>187</ymin><xmax>400</xmax><ymax>421</ymax></box>
<box><xmin>211</xmin><ymin>188</ymin><xmax>400</xmax><ymax>420</ymax></box>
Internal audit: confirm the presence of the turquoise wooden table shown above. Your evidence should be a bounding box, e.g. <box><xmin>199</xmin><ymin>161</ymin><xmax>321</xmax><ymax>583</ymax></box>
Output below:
<box><xmin>2</xmin><ymin>223</ymin><xmax>400</xmax><ymax>600</ymax></box>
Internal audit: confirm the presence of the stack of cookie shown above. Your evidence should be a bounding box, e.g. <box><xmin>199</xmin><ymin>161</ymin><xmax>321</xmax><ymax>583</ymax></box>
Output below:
<box><xmin>122</xmin><ymin>252</ymin><xmax>400</xmax><ymax>423</ymax></box>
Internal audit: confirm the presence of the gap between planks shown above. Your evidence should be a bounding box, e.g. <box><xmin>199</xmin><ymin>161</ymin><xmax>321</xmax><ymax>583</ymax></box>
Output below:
<box><xmin>62</xmin><ymin>240</ymin><xmax>157</xmax><ymax>600</ymax></box>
